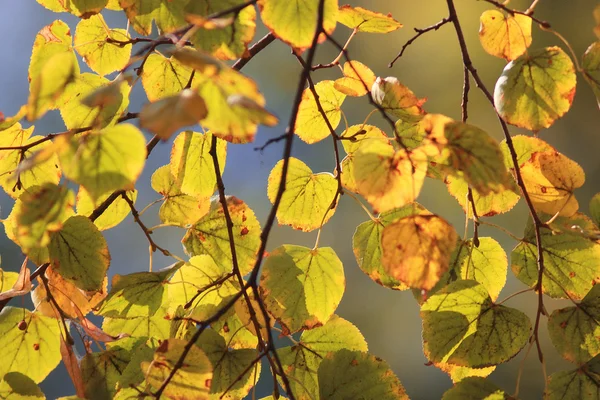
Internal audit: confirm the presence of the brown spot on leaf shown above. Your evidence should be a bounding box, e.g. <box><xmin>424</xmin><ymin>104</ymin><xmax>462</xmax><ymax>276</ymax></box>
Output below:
<box><xmin>33</xmin><ymin>343</ymin><xmax>40</xmax><ymax>351</ymax></box>
<box><xmin>560</xmin><ymin>321</ymin><xmax>568</xmax><ymax>329</ymax></box>
<box><xmin>223</xmin><ymin>323</ymin><xmax>230</xmax><ymax>333</ymax></box>
<box><xmin>541</xmin><ymin>186</ymin><xmax>547</xmax><ymax>194</ymax></box>
<box><xmin>240</xmin><ymin>226</ymin><xmax>249</xmax><ymax>236</ymax></box>
<box><xmin>569</xmin><ymin>271</ymin><xmax>576</xmax><ymax>278</ymax></box>
<box><xmin>205</xmin><ymin>379</ymin><xmax>212</xmax><ymax>388</ymax></box>
<box><xmin>351</xmin><ymin>359</ymin><xmax>359</xmax><ymax>366</ymax></box>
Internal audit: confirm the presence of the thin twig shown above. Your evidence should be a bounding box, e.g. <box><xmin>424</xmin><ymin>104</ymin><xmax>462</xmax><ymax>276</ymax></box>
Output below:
<box><xmin>480</xmin><ymin>0</ymin><xmax>550</xmax><ymax>28</ymax></box>
<box><xmin>120</xmin><ymin>192</ymin><xmax>170</xmax><ymax>257</ymax></box>
<box><xmin>389</xmin><ymin>18</ymin><xmax>451</xmax><ymax>68</ymax></box>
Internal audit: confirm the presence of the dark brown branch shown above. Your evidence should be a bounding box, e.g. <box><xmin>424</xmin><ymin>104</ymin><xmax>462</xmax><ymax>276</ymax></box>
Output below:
<box><xmin>480</xmin><ymin>0</ymin><xmax>550</xmax><ymax>28</ymax></box>
<box><xmin>232</xmin><ymin>32</ymin><xmax>276</xmax><ymax>71</ymax></box>
<box><xmin>183</xmin><ymin>272</ymin><xmax>235</xmax><ymax>310</ymax></box>
<box><xmin>389</xmin><ymin>17</ymin><xmax>450</xmax><ymax>68</ymax></box>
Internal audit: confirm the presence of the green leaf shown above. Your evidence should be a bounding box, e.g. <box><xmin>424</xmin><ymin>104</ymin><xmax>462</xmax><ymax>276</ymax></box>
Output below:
<box><xmin>168</xmin><ymin>255</ymin><xmax>237</xmax><ymax>319</ymax></box>
<box><xmin>14</xmin><ymin>183</ymin><xmax>74</xmax><ymax>250</ymax></box>
<box><xmin>195</xmin><ymin>329</ymin><xmax>261</xmax><ymax>399</ymax></box>
<box><xmin>267</xmin><ymin>157</ymin><xmax>337</xmax><ymax>232</ymax></box>
<box><xmin>294</xmin><ymin>80</ymin><xmax>346</xmax><ymax>144</ymax></box>
<box><xmin>35</xmin><ymin>0</ymin><xmax>106</xmax><ymax>17</ymax></box>
<box><xmin>545</xmin><ymin>354</ymin><xmax>600</xmax><ymax>400</ymax></box>
<box><xmin>512</xmin><ymin>213</ymin><xmax>600</xmax><ymax>299</ymax></box>
<box><xmin>0</xmin><ymin>372</ymin><xmax>45</xmax><ymax>399</ymax></box>
<box><xmin>49</xmin><ymin>215</ymin><xmax>110</xmax><ymax>292</ymax></box>
<box><xmin>96</xmin><ymin>263</ymin><xmax>181</xmax><ymax>318</ymax></box>
<box><xmin>142</xmin><ymin>338</ymin><xmax>213</xmax><ymax>399</ymax></box>
<box><xmin>334</xmin><ymin>61</ymin><xmax>376</xmax><ymax>97</ymax></box>
<box><xmin>187</xmin><ymin>0</ymin><xmax>257</xmax><ymax>60</ymax></box>
<box><xmin>582</xmin><ymin>41</ymin><xmax>600</xmax><ymax>108</ymax></box>
<box><xmin>451</xmin><ymin>237</ymin><xmax>508</xmax><ymax>301</ymax></box>
<box><xmin>151</xmin><ymin>165</ymin><xmax>210</xmax><ymax>226</ymax></box>
<box><xmin>260</xmin><ymin>245</ymin><xmax>345</xmax><ymax>334</ymax></box>
<box><xmin>258</xmin><ymin>0</ymin><xmax>339</xmax><ymax>51</ymax></box>
<box><xmin>81</xmin><ymin>345</ymin><xmax>131</xmax><ymax>400</ymax></box>
<box><xmin>353</xmin><ymin>203</ymin><xmax>429</xmax><ymax>290</ymax></box>
<box><xmin>56</xmin><ymin>123</ymin><xmax>146</xmax><ymax>201</ymax></box>
<box><xmin>58</xmin><ymin>73</ymin><xmax>130</xmax><ymax>130</ymax></box>
<box><xmin>170</xmin><ymin>131</ymin><xmax>226</xmax><ymax>198</ymax></box>
<box><xmin>0</xmin><ymin>269</ymin><xmax>19</xmax><ymax>293</ymax></box>
<box><xmin>74</xmin><ymin>14</ymin><xmax>132</xmax><ymax>76</ymax></box>
<box><xmin>76</xmin><ymin>187</ymin><xmax>136</xmax><ymax>231</ymax></box>
<box><xmin>446</xmin><ymin>174</ymin><xmax>520</xmax><ymax>218</ymax></box>
<box><xmin>442</xmin><ymin>376</ymin><xmax>509</xmax><ymax>400</ymax></box>
<box><xmin>102</xmin><ymin>309</ymin><xmax>171</xmax><ymax>340</ymax></box>
<box><xmin>141</xmin><ymin>53</ymin><xmax>193</xmax><ymax>102</ymax></box>
<box><xmin>182</xmin><ymin>197</ymin><xmax>261</xmax><ymax>276</ymax></box>
<box><xmin>479</xmin><ymin>10</ymin><xmax>532</xmax><ymax>61</ymax></box>
<box><xmin>0</xmin><ymin>124</ymin><xmax>61</xmax><ymax>199</ymax></box>
<box><xmin>29</xmin><ymin>20</ymin><xmax>79</xmax><ymax>86</ymax></box>
<box><xmin>0</xmin><ymin>307</ymin><xmax>61</xmax><ymax>383</ymax></box>
<box><xmin>494</xmin><ymin>46</ymin><xmax>577</xmax><ymax>131</ymax></box>
<box><xmin>548</xmin><ymin>284</ymin><xmax>600</xmax><ymax>363</ymax></box>
<box><xmin>318</xmin><ymin>349</ymin><xmax>408</xmax><ymax>399</ymax></box>
<box><xmin>278</xmin><ymin>315</ymin><xmax>368</xmax><ymax>400</ymax></box>
<box><xmin>395</xmin><ymin>119</ymin><xmax>426</xmax><ymax>149</ymax></box>
<box><xmin>421</xmin><ymin>280</ymin><xmax>531</xmax><ymax>368</ymax></box>
<box><xmin>337</xmin><ymin>5</ymin><xmax>402</xmax><ymax>33</ymax></box>
<box><xmin>116</xmin><ymin>338</ymin><xmax>158</xmax><ymax>391</ymax></box>
<box><xmin>121</xmin><ymin>0</ymin><xmax>187</xmax><ymax>35</ymax></box>
<box><xmin>591</xmin><ymin>193</ymin><xmax>600</xmax><ymax>227</ymax></box>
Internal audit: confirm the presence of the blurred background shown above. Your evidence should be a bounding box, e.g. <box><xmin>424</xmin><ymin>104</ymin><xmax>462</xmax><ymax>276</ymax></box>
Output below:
<box><xmin>1</xmin><ymin>0</ymin><xmax>599</xmax><ymax>398</ymax></box>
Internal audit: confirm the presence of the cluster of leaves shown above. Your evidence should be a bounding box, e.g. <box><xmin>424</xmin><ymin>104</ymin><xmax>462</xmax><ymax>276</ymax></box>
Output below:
<box><xmin>0</xmin><ymin>0</ymin><xmax>599</xmax><ymax>399</ymax></box>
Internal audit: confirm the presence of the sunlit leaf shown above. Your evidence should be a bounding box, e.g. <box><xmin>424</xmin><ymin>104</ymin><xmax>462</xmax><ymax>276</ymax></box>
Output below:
<box><xmin>381</xmin><ymin>214</ymin><xmax>458</xmax><ymax>290</ymax></box>
<box><xmin>0</xmin><ymin>269</ymin><xmax>19</xmax><ymax>293</ymax></box>
<box><xmin>56</xmin><ymin>123</ymin><xmax>146</xmax><ymax>201</ymax></box>
<box><xmin>120</xmin><ymin>0</ymin><xmax>187</xmax><ymax>35</ymax></box>
<box><xmin>494</xmin><ymin>46</ymin><xmax>577</xmax><ymax>131</ymax></box>
<box><xmin>35</xmin><ymin>0</ymin><xmax>106</xmax><ymax>17</ymax></box>
<box><xmin>340</xmin><ymin>124</ymin><xmax>388</xmax><ymax>154</ymax></box>
<box><xmin>49</xmin><ymin>215</ymin><xmax>110</xmax><ymax>292</ymax></box>
<box><xmin>395</xmin><ymin>119</ymin><xmax>426</xmax><ymax>149</ymax></box>
<box><xmin>318</xmin><ymin>349</ymin><xmax>408</xmax><ymax>399</ymax></box>
<box><xmin>512</xmin><ymin>213</ymin><xmax>600</xmax><ymax>299</ymax></box>
<box><xmin>102</xmin><ymin>309</ymin><xmax>171</xmax><ymax>340</ymax></box>
<box><xmin>446</xmin><ymin>174</ymin><xmax>520</xmax><ymax>218</ymax></box>
<box><xmin>0</xmin><ymin>260</ymin><xmax>32</xmax><ymax>304</ymax></box>
<box><xmin>0</xmin><ymin>372</ymin><xmax>45</xmax><ymax>399</ymax></box>
<box><xmin>81</xmin><ymin>344</ymin><xmax>131</xmax><ymax>400</ymax></box>
<box><xmin>260</xmin><ymin>245</ymin><xmax>345</xmax><ymax>334</ymax></box>
<box><xmin>337</xmin><ymin>5</ymin><xmax>402</xmax><ymax>33</ymax></box>
<box><xmin>142</xmin><ymin>338</ymin><xmax>213</xmax><ymax>399</ymax></box>
<box><xmin>582</xmin><ymin>41</ymin><xmax>600</xmax><ymax>108</ymax></box>
<box><xmin>421</xmin><ymin>280</ymin><xmax>531</xmax><ymax>367</ymax></box>
<box><xmin>278</xmin><ymin>315</ymin><xmax>368</xmax><ymax>400</ymax></box>
<box><xmin>170</xmin><ymin>130</ymin><xmax>226</xmax><ymax>198</ymax></box>
<box><xmin>371</xmin><ymin>76</ymin><xmax>426</xmax><ymax>121</ymax></box>
<box><xmin>115</xmin><ymin>337</ymin><xmax>157</xmax><ymax>391</ymax></box>
<box><xmin>267</xmin><ymin>157</ymin><xmax>337</xmax><ymax>232</ymax></box>
<box><xmin>442</xmin><ymin>376</ymin><xmax>509</xmax><ymax>400</ymax></box>
<box><xmin>182</xmin><ymin>197</ymin><xmax>261</xmax><ymax>276</ymax></box>
<box><xmin>0</xmin><ymin>307</ymin><xmax>61</xmax><ymax>383</ymax></box>
<box><xmin>29</xmin><ymin>20</ymin><xmax>79</xmax><ymax>85</ymax></box>
<box><xmin>438</xmin><ymin>365</ymin><xmax>496</xmax><ymax>384</ymax></box>
<box><xmin>0</xmin><ymin>105</ymin><xmax>27</xmax><ymax>131</ymax></box>
<box><xmin>227</xmin><ymin>94</ymin><xmax>279</xmax><ymax>127</ymax></box>
<box><xmin>334</xmin><ymin>61</ymin><xmax>376</xmax><ymax>97</ymax></box>
<box><xmin>141</xmin><ymin>53</ymin><xmax>193</xmax><ymax>102</ymax></box>
<box><xmin>545</xmin><ymin>354</ymin><xmax>600</xmax><ymax>400</ymax></box>
<box><xmin>171</xmin><ymin>47</ymin><xmax>223</xmax><ymax>77</ymax></box>
<box><xmin>258</xmin><ymin>0</ymin><xmax>339</xmax><ymax>51</ymax></box>
<box><xmin>195</xmin><ymin>329</ymin><xmax>261</xmax><ymax>399</ymax></box>
<box><xmin>353</xmin><ymin>203</ymin><xmax>429</xmax><ymax>290</ymax></box>
<box><xmin>479</xmin><ymin>10</ymin><xmax>532</xmax><ymax>60</ymax></box>
<box><xmin>295</xmin><ymin>80</ymin><xmax>346</xmax><ymax>144</ymax></box>
<box><xmin>74</xmin><ymin>14</ymin><xmax>132</xmax><ymax>76</ymax></box>
<box><xmin>76</xmin><ymin>187</ymin><xmax>137</xmax><ymax>231</ymax></box>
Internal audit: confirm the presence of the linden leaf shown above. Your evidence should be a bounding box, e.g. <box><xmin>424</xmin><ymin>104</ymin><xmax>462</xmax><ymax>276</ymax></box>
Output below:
<box><xmin>35</xmin><ymin>0</ymin><xmax>106</xmax><ymax>17</ymax></box>
<box><xmin>0</xmin><ymin>307</ymin><xmax>61</xmax><ymax>383</ymax></box>
<box><xmin>512</xmin><ymin>213</ymin><xmax>600</xmax><ymax>300</ymax></box>
<box><xmin>381</xmin><ymin>214</ymin><xmax>458</xmax><ymax>290</ymax></box>
<box><xmin>446</xmin><ymin>174</ymin><xmax>520</xmax><ymax>218</ymax></box>
<box><xmin>318</xmin><ymin>350</ymin><xmax>408</xmax><ymax>399</ymax></box>
<box><xmin>58</xmin><ymin>73</ymin><xmax>130</xmax><ymax>130</ymax></box>
<box><xmin>74</xmin><ymin>14</ymin><xmax>132</xmax><ymax>76</ymax></box>
<box><xmin>29</xmin><ymin>20</ymin><xmax>79</xmax><ymax>85</ymax></box>
<box><xmin>548</xmin><ymin>285</ymin><xmax>600</xmax><ymax>364</ymax></box>
<box><xmin>76</xmin><ymin>187</ymin><xmax>137</xmax><ymax>231</ymax></box>
<box><xmin>353</xmin><ymin>138</ymin><xmax>428</xmax><ymax>214</ymax></box>
<box><xmin>211</xmin><ymin>306</ymin><xmax>259</xmax><ymax>350</ymax></box>
<box><xmin>182</xmin><ymin>197</ymin><xmax>261</xmax><ymax>276</ymax></box>
<box><xmin>337</xmin><ymin>5</ymin><xmax>402</xmax><ymax>33</ymax></box>
<box><xmin>494</xmin><ymin>46</ymin><xmax>577</xmax><ymax>131</ymax></box>
<box><xmin>56</xmin><ymin>123</ymin><xmax>146</xmax><ymax>202</ymax></box>
<box><xmin>14</xmin><ymin>183</ymin><xmax>74</xmax><ymax>251</ymax></box>
<box><xmin>0</xmin><ymin>372</ymin><xmax>45</xmax><ymax>399</ymax></box>
<box><xmin>353</xmin><ymin>203</ymin><xmax>430</xmax><ymax>290</ymax></box>
<box><xmin>260</xmin><ymin>245</ymin><xmax>345</xmax><ymax>334</ymax></box>
<box><xmin>102</xmin><ymin>310</ymin><xmax>171</xmax><ymax>340</ymax></box>
<box><xmin>278</xmin><ymin>315</ymin><xmax>368</xmax><ymax>400</ymax></box>
<box><xmin>141</xmin><ymin>53</ymin><xmax>193</xmax><ymax>102</ymax></box>
<box><xmin>170</xmin><ymin>130</ymin><xmax>226</xmax><ymax>198</ymax></box>
<box><xmin>334</xmin><ymin>61</ymin><xmax>376</xmax><ymax>97</ymax></box>
<box><xmin>95</xmin><ymin>264</ymin><xmax>181</xmax><ymax>319</ymax></box>
<box><xmin>339</xmin><ymin>124</ymin><xmax>388</xmax><ymax>154</ymax></box>
<box><xmin>479</xmin><ymin>10</ymin><xmax>532</xmax><ymax>60</ymax></box>
<box><xmin>591</xmin><ymin>193</ymin><xmax>600</xmax><ymax>227</ymax></box>
<box><xmin>500</xmin><ymin>135</ymin><xmax>552</xmax><ymax>168</ymax></box>
<box><xmin>421</xmin><ymin>280</ymin><xmax>531</xmax><ymax>367</ymax></box>
<box><xmin>151</xmin><ymin>165</ymin><xmax>210</xmax><ymax>226</ymax></box>
<box><xmin>142</xmin><ymin>339</ymin><xmax>213</xmax><ymax>399</ymax></box>
<box><xmin>0</xmin><ymin>105</ymin><xmax>27</xmax><ymax>131</ymax></box>
<box><xmin>545</xmin><ymin>354</ymin><xmax>600</xmax><ymax>400</ymax></box>
<box><xmin>195</xmin><ymin>329</ymin><xmax>261</xmax><ymax>399</ymax></box>
<box><xmin>258</xmin><ymin>0</ymin><xmax>338</xmax><ymax>51</ymax></box>
<box><xmin>0</xmin><ymin>269</ymin><xmax>19</xmax><ymax>293</ymax></box>
<box><xmin>295</xmin><ymin>80</ymin><xmax>346</xmax><ymax>144</ymax></box>
<box><xmin>120</xmin><ymin>0</ymin><xmax>187</xmax><ymax>35</ymax></box>
<box><xmin>582</xmin><ymin>41</ymin><xmax>600</xmax><ymax>108</ymax></box>
<box><xmin>187</xmin><ymin>0</ymin><xmax>257</xmax><ymax>60</ymax></box>
<box><xmin>267</xmin><ymin>157</ymin><xmax>337</xmax><ymax>232</ymax></box>
<box><xmin>395</xmin><ymin>119</ymin><xmax>426</xmax><ymax>149</ymax></box>
<box><xmin>371</xmin><ymin>76</ymin><xmax>426</xmax><ymax>121</ymax></box>
<box><xmin>49</xmin><ymin>215</ymin><xmax>111</xmax><ymax>292</ymax></box>
<box><xmin>81</xmin><ymin>344</ymin><xmax>132</xmax><ymax>400</ymax></box>
<box><xmin>226</xmin><ymin>94</ymin><xmax>279</xmax><ymax>127</ymax></box>
<box><xmin>442</xmin><ymin>376</ymin><xmax>509</xmax><ymax>400</ymax></box>
<box><xmin>0</xmin><ymin>125</ymin><xmax>61</xmax><ymax>199</ymax></box>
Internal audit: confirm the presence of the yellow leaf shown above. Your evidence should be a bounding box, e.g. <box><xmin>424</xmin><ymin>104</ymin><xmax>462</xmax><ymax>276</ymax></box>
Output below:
<box><xmin>479</xmin><ymin>10</ymin><xmax>532</xmax><ymax>60</ymax></box>
<box><xmin>142</xmin><ymin>53</ymin><xmax>194</xmax><ymax>102</ymax></box>
<box><xmin>76</xmin><ymin>187</ymin><xmax>137</xmax><ymax>231</ymax></box>
<box><xmin>381</xmin><ymin>215</ymin><xmax>458</xmax><ymax>290</ymax></box>
<box><xmin>337</xmin><ymin>5</ymin><xmax>402</xmax><ymax>33</ymax></box>
<box><xmin>295</xmin><ymin>80</ymin><xmax>346</xmax><ymax>144</ymax></box>
<box><xmin>371</xmin><ymin>77</ymin><xmax>426</xmax><ymax>121</ymax></box>
<box><xmin>334</xmin><ymin>61</ymin><xmax>376</xmax><ymax>97</ymax></box>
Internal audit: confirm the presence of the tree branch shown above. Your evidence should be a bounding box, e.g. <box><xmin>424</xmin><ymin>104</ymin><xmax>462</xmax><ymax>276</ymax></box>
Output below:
<box><xmin>388</xmin><ymin>17</ymin><xmax>450</xmax><ymax>68</ymax></box>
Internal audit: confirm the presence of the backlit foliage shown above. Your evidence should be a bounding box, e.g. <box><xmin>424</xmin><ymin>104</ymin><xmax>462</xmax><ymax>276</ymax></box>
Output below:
<box><xmin>0</xmin><ymin>0</ymin><xmax>598</xmax><ymax>399</ymax></box>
